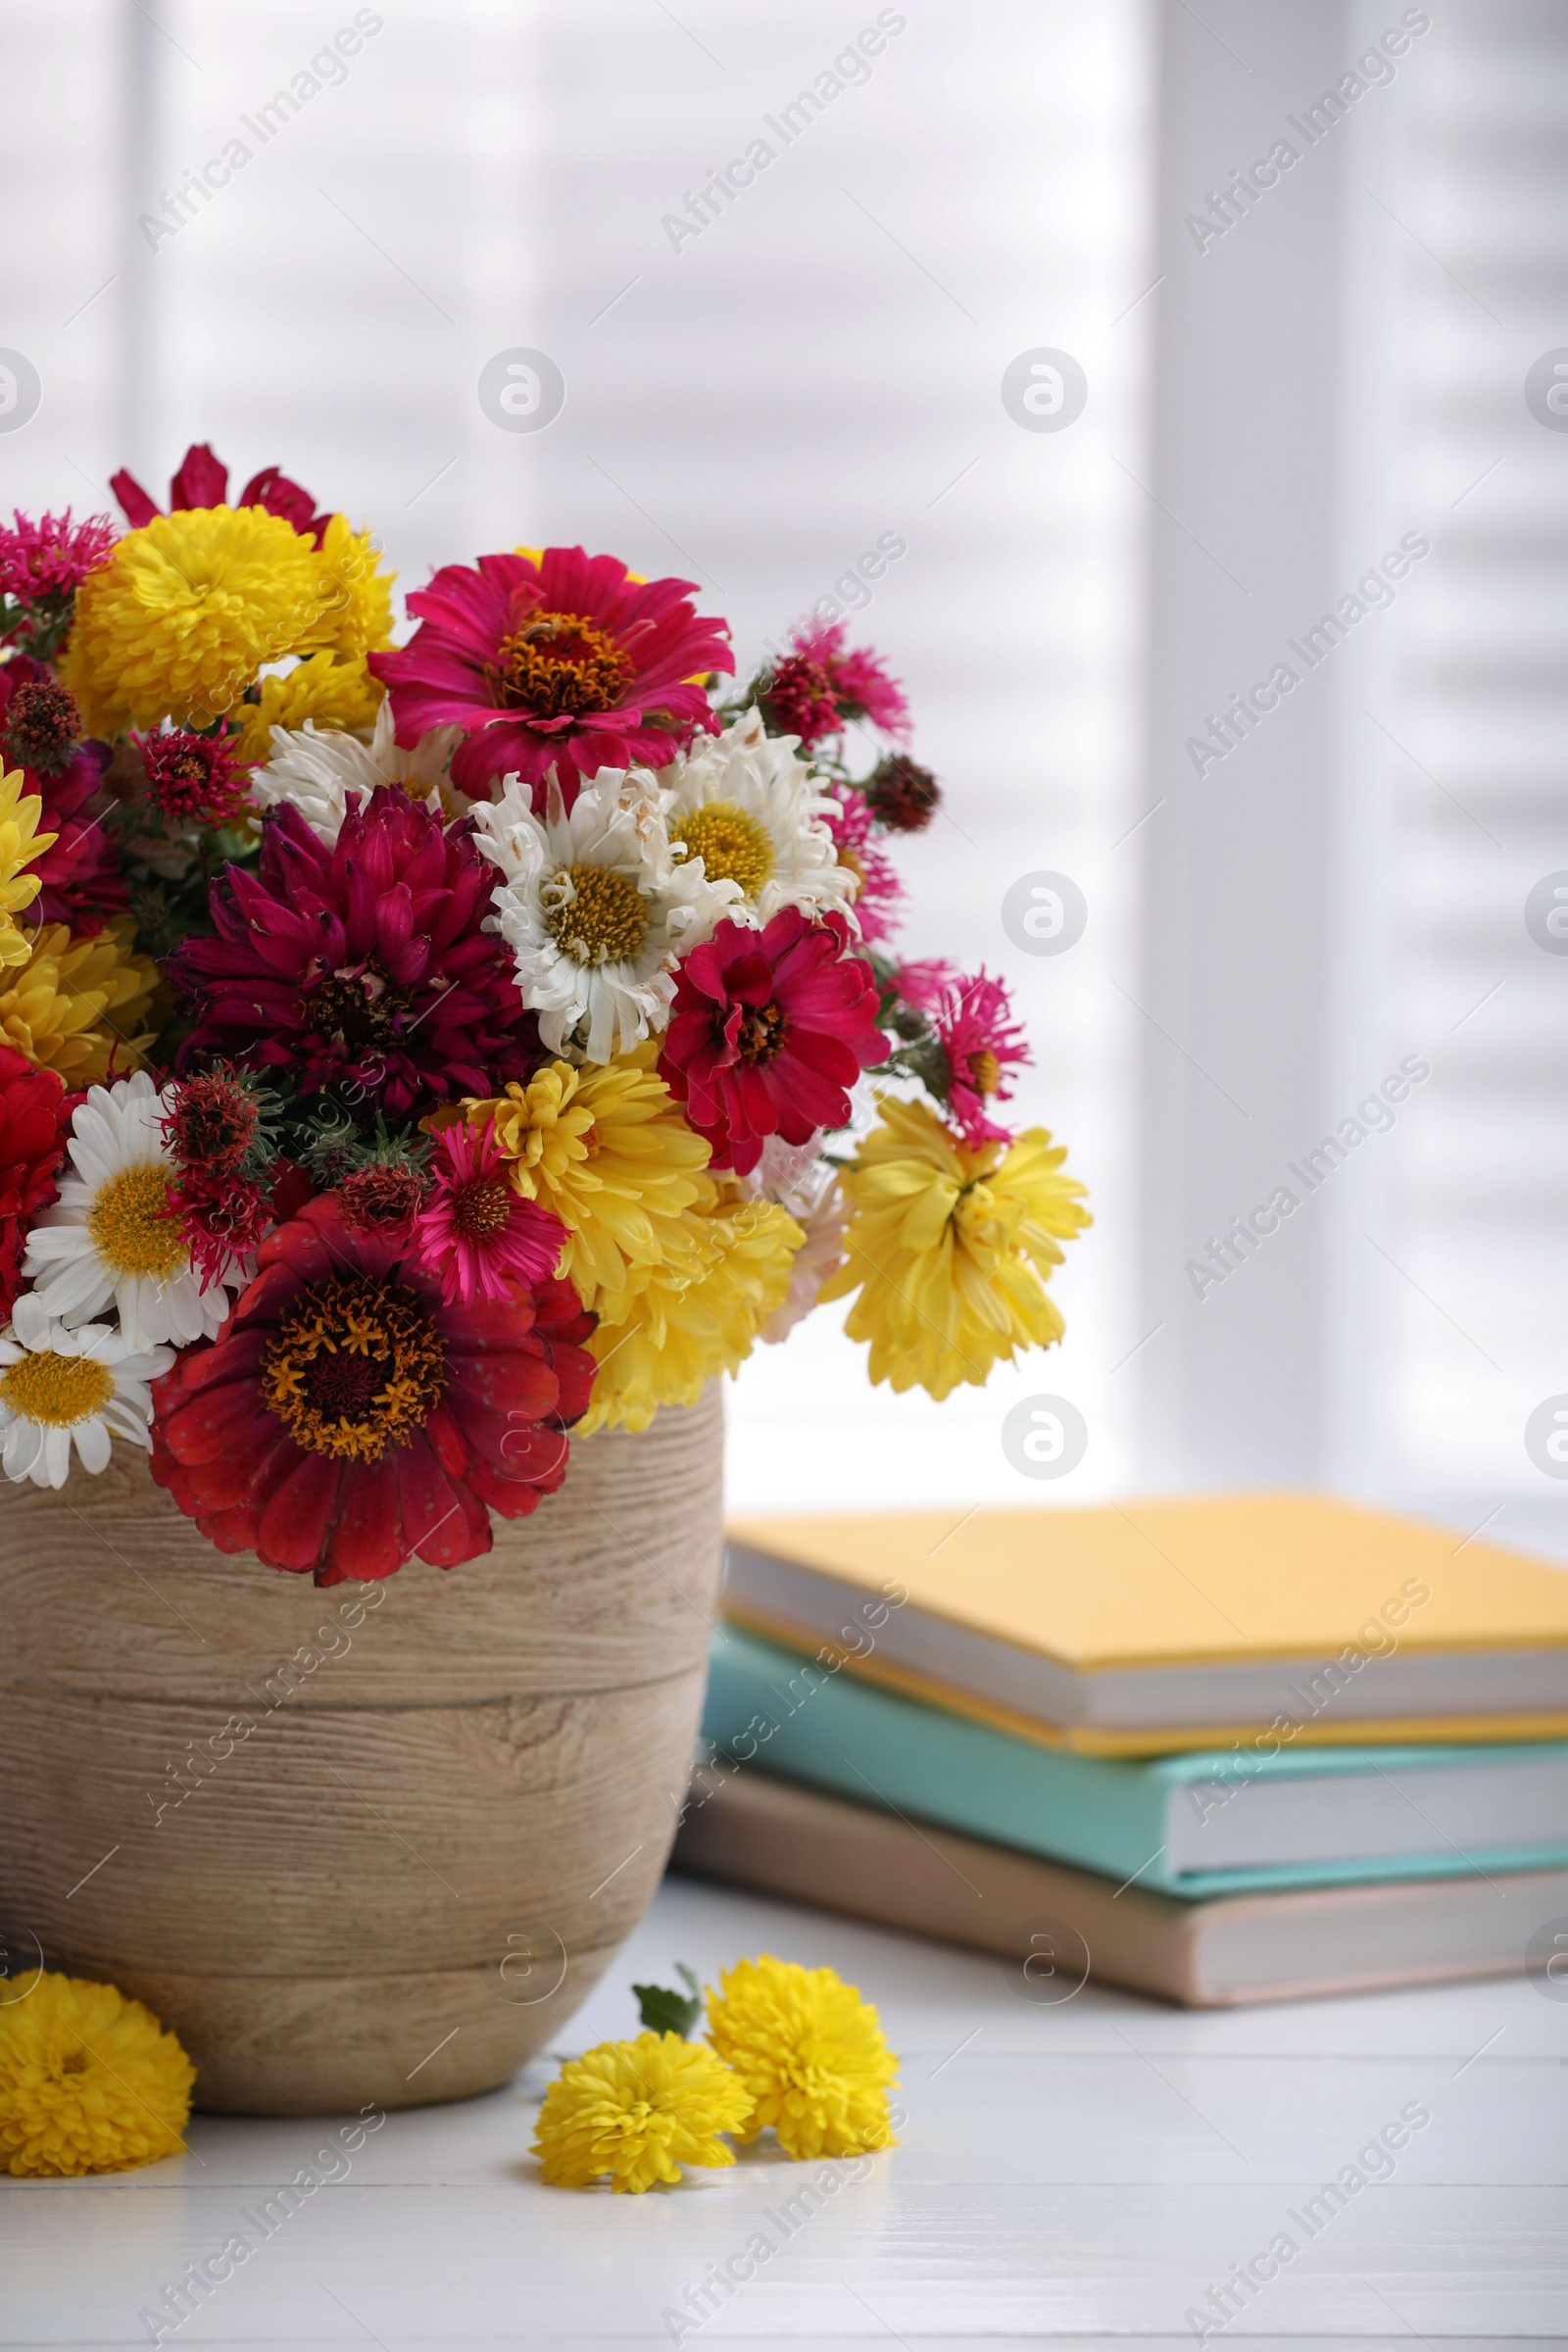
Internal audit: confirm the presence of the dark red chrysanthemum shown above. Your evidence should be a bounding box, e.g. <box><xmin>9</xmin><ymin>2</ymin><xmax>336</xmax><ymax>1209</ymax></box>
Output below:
<box><xmin>170</xmin><ymin>786</ymin><xmax>542</xmax><ymax>1123</ymax></box>
<box><xmin>0</xmin><ymin>661</ymin><xmax>124</xmax><ymax>935</ymax></box>
<box><xmin>659</xmin><ymin>907</ymin><xmax>886</xmax><ymax>1176</ymax></box>
<box><xmin>0</xmin><ymin>1046</ymin><xmax>77</xmax><ymax>1322</ymax></box>
<box><xmin>368</xmin><ymin>546</ymin><xmax>734</xmax><ymax>808</ymax></box>
<box><xmin>136</xmin><ymin>728</ymin><xmax>251</xmax><ymax>825</ymax></box>
<box><xmin>110</xmin><ymin>442</ymin><xmax>332</xmax><ymax>544</ymax></box>
<box><xmin>148</xmin><ymin>1196</ymin><xmax>597</xmax><ymax>1583</ymax></box>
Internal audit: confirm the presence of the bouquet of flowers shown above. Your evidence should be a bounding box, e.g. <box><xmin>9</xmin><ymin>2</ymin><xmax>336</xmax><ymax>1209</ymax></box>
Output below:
<box><xmin>0</xmin><ymin>445</ymin><xmax>1089</xmax><ymax>1584</ymax></box>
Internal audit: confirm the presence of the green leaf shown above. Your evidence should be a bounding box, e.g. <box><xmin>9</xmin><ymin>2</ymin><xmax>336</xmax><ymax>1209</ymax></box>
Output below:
<box><xmin>632</xmin><ymin>1962</ymin><xmax>702</xmax><ymax>2038</ymax></box>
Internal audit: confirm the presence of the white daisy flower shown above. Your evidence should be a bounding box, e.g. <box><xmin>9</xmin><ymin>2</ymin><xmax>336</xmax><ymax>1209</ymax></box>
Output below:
<box><xmin>471</xmin><ymin>764</ymin><xmax>740</xmax><ymax>1063</ymax></box>
<box><xmin>0</xmin><ymin>1316</ymin><xmax>172</xmax><ymax>1488</ymax></box>
<box><xmin>250</xmin><ymin>702</ymin><xmax>463</xmax><ymax>843</ymax></box>
<box><xmin>659</xmin><ymin>705</ymin><xmax>858</xmax><ymax>929</ymax></box>
<box><xmin>20</xmin><ymin>1073</ymin><xmax>241</xmax><ymax>1348</ymax></box>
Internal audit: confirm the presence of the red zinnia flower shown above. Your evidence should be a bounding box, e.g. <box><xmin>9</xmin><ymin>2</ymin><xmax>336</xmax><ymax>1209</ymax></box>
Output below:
<box><xmin>901</xmin><ymin>961</ymin><xmax>1030</xmax><ymax>1148</ymax></box>
<box><xmin>412</xmin><ymin>1120</ymin><xmax>566</xmax><ymax>1307</ymax></box>
<box><xmin>136</xmin><ymin>729</ymin><xmax>251</xmax><ymax>825</ymax></box>
<box><xmin>0</xmin><ymin>662</ymin><xmax>125</xmax><ymax>936</ymax></box>
<box><xmin>170</xmin><ymin>786</ymin><xmax>542</xmax><ymax>1123</ymax></box>
<box><xmin>148</xmin><ymin>1196</ymin><xmax>597</xmax><ymax>1583</ymax></box>
<box><xmin>0</xmin><ymin>509</ymin><xmax>117</xmax><ymax>608</ymax></box>
<box><xmin>110</xmin><ymin>442</ymin><xmax>332</xmax><ymax>544</ymax></box>
<box><xmin>659</xmin><ymin>907</ymin><xmax>886</xmax><ymax>1176</ymax></box>
<box><xmin>0</xmin><ymin>1047</ymin><xmax>77</xmax><ymax>1323</ymax></box>
<box><xmin>368</xmin><ymin>546</ymin><xmax>733</xmax><ymax>808</ymax></box>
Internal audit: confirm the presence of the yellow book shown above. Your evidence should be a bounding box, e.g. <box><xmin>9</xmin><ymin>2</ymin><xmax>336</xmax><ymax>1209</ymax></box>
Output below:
<box><xmin>722</xmin><ymin>1494</ymin><xmax>1568</xmax><ymax>1755</ymax></box>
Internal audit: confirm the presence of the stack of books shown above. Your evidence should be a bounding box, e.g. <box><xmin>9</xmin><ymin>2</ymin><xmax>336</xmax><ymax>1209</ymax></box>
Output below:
<box><xmin>673</xmin><ymin>1496</ymin><xmax>1568</xmax><ymax>2005</ymax></box>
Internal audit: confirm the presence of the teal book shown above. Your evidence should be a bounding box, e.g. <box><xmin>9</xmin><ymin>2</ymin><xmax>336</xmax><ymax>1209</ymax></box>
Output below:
<box><xmin>702</xmin><ymin>1627</ymin><xmax>1568</xmax><ymax>1898</ymax></box>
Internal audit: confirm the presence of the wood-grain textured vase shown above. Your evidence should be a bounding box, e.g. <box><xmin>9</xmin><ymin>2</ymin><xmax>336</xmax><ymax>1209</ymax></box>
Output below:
<box><xmin>0</xmin><ymin>1384</ymin><xmax>723</xmax><ymax>2116</ymax></box>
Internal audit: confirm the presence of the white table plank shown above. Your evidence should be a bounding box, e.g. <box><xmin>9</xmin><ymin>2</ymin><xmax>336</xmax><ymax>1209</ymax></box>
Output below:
<box><xmin>2</xmin><ymin>1875</ymin><xmax>1565</xmax><ymax>2349</ymax></box>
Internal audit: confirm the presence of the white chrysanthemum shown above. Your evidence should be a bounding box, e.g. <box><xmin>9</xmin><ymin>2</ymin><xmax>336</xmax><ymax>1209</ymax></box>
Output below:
<box><xmin>250</xmin><ymin>701</ymin><xmax>462</xmax><ymax>843</ymax></box>
<box><xmin>471</xmin><ymin>764</ymin><xmax>739</xmax><ymax>1063</ymax></box>
<box><xmin>659</xmin><ymin>706</ymin><xmax>858</xmax><ymax>928</ymax></box>
<box><xmin>20</xmin><ymin>1073</ymin><xmax>240</xmax><ymax>1348</ymax></box>
<box><xmin>0</xmin><ymin>1316</ymin><xmax>172</xmax><ymax>1488</ymax></box>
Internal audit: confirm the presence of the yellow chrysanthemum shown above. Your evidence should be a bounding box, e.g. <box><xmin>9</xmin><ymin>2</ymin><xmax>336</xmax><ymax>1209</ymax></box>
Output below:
<box><xmin>705</xmin><ymin>1955</ymin><xmax>898</xmax><ymax>2162</ymax></box>
<box><xmin>465</xmin><ymin>1044</ymin><xmax>714</xmax><ymax>1313</ymax></box>
<box><xmin>818</xmin><ymin>1096</ymin><xmax>1091</xmax><ymax>1400</ymax></box>
<box><xmin>581</xmin><ymin>1191</ymin><xmax>803</xmax><ymax>1434</ymax></box>
<box><xmin>0</xmin><ymin>1970</ymin><xmax>194</xmax><ymax>2177</ymax></box>
<box><xmin>59</xmin><ymin>505</ymin><xmax>329</xmax><ymax>734</ymax></box>
<box><xmin>0</xmin><ymin>765</ymin><xmax>55</xmax><ymax>969</ymax></box>
<box><xmin>295</xmin><ymin>514</ymin><xmax>397</xmax><ymax>663</ymax></box>
<box><xmin>531</xmin><ymin>2030</ymin><xmax>753</xmax><ymax>2193</ymax></box>
<box><xmin>0</xmin><ymin>919</ymin><xmax>161</xmax><ymax>1081</ymax></box>
<box><xmin>228</xmin><ymin>651</ymin><xmax>386</xmax><ymax>767</ymax></box>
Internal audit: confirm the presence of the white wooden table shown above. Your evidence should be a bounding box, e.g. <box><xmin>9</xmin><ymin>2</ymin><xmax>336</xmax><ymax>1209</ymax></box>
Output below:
<box><xmin>4</xmin><ymin>1872</ymin><xmax>1565</xmax><ymax>2349</ymax></box>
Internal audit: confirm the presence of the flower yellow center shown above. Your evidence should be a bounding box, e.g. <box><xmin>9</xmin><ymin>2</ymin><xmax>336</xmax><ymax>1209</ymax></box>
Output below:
<box><xmin>86</xmin><ymin>1164</ymin><xmax>184</xmax><ymax>1279</ymax></box>
<box><xmin>969</xmin><ymin>1049</ymin><xmax>1001</xmax><ymax>1097</ymax></box>
<box><xmin>493</xmin><ymin>612</ymin><xmax>633</xmax><ymax>717</ymax></box>
<box><xmin>261</xmin><ymin>1275</ymin><xmax>446</xmax><ymax>1462</ymax></box>
<box><xmin>836</xmin><ymin>846</ymin><xmax>864</xmax><ymax>896</ymax></box>
<box><xmin>0</xmin><ymin>1349</ymin><xmax>115</xmax><ymax>1428</ymax></box>
<box><xmin>454</xmin><ymin>1176</ymin><xmax>511</xmax><ymax>1241</ymax></box>
<box><xmin>669</xmin><ymin>802</ymin><xmax>775</xmax><ymax>901</ymax></box>
<box><xmin>735</xmin><ymin>1001</ymin><xmax>787</xmax><ymax>1065</ymax></box>
<box><xmin>545</xmin><ymin>863</ymin><xmax>650</xmax><ymax>966</ymax></box>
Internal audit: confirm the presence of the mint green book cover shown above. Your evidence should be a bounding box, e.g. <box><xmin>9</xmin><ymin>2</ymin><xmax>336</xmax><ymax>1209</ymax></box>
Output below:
<box><xmin>701</xmin><ymin>1627</ymin><xmax>1568</xmax><ymax>1897</ymax></box>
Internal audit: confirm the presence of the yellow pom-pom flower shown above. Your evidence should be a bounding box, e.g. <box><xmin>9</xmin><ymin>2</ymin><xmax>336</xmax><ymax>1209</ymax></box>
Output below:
<box><xmin>582</xmin><ymin>1190</ymin><xmax>803</xmax><ymax>1434</ymax></box>
<box><xmin>228</xmin><ymin>650</ymin><xmax>385</xmax><ymax>767</ymax></box>
<box><xmin>59</xmin><ymin>505</ymin><xmax>329</xmax><ymax>735</ymax></box>
<box><xmin>465</xmin><ymin>1044</ymin><xmax>714</xmax><ymax>1313</ymax></box>
<box><xmin>296</xmin><ymin>514</ymin><xmax>397</xmax><ymax>663</ymax></box>
<box><xmin>0</xmin><ymin>1970</ymin><xmax>194</xmax><ymax>2177</ymax></box>
<box><xmin>705</xmin><ymin>1955</ymin><xmax>898</xmax><ymax>2162</ymax></box>
<box><xmin>531</xmin><ymin>2030</ymin><xmax>753</xmax><ymax>2193</ymax></box>
<box><xmin>0</xmin><ymin>765</ymin><xmax>55</xmax><ymax>969</ymax></box>
<box><xmin>0</xmin><ymin>919</ymin><xmax>161</xmax><ymax>1081</ymax></box>
<box><xmin>818</xmin><ymin>1096</ymin><xmax>1091</xmax><ymax>1399</ymax></box>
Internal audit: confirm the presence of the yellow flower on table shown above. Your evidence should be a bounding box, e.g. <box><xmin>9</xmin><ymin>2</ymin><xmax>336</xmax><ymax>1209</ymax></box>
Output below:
<box><xmin>705</xmin><ymin>1954</ymin><xmax>899</xmax><ymax>2162</ymax></box>
<box><xmin>0</xmin><ymin>764</ymin><xmax>55</xmax><ymax>969</ymax></box>
<box><xmin>463</xmin><ymin>1043</ymin><xmax>714</xmax><ymax>1314</ymax></box>
<box><xmin>818</xmin><ymin>1096</ymin><xmax>1091</xmax><ymax>1399</ymax></box>
<box><xmin>582</xmin><ymin>1189</ymin><xmax>803</xmax><ymax>1434</ymax></box>
<box><xmin>0</xmin><ymin>1970</ymin><xmax>193</xmax><ymax>2177</ymax></box>
<box><xmin>532</xmin><ymin>2030</ymin><xmax>753</xmax><ymax>2193</ymax></box>
<box><xmin>59</xmin><ymin>505</ymin><xmax>329</xmax><ymax>735</ymax></box>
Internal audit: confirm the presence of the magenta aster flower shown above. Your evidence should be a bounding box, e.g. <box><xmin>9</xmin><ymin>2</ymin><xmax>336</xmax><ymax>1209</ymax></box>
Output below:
<box><xmin>136</xmin><ymin>728</ymin><xmax>252</xmax><ymax>825</ymax></box>
<box><xmin>170</xmin><ymin>785</ymin><xmax>542</xmax><ymax>1122</ymax></box>
<box><xmin>903</xmin><ymin>960</ymin><xmax>1030</xmax><ymax>1147</ymax></box>
<box><xmin>368</xmin><ymin>546</ymin><xmax>733</xmax><ymax>808</ymax></box>
<box><xmin>790</xmin><ymin>617</ymin><xmax>910</xmax><ymax>740</ymax></box>
<box><xmin>412</xmin><ymin>1119</ymin><xmax>566</xmax><ymax>1307</ymax></box>
<box><xmin>110</xmin><ymin>442</ymin><xmax>332</xmax><ymax>543</ymax></box>
<box><xmin>660</xmin><ymin>907</ymin><xmax>886</xmax><ymax>1175</ymax></box>
<box><xmin>0</xmin><ymin>509</ymin><xmax>117</xmax><ymax>606</ymax></box>
<box><xmin>821</xmin><ymin>786</ymin><xmax>905</xmax><ymax>949</ymax></box>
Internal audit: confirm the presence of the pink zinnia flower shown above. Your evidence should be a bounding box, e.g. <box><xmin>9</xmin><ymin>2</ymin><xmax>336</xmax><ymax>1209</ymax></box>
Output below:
<box><xmin>659</xmin><ymin>907</ymin><xmax>886</xmax><ymax>1176</ymax></box>
<box><xmin>110</xmin><ymin>443</ymin><xmax>332</xmax><ymax>543</ymax></box>
<box><xmin>368</xmin><ymin>546</ymin><xmax>733</xmax><ymax>808</ymax></box>
<box><xmin>412</xmin><ymin>1120</ymin><xmax>566</xmax><ymax>1307</ymax></box>
<box><xmin>903</xmin><ymin>961</ymin><xmax>1031</xmax><ymax>1147</ymax></box>
<box><xmin>0</xmin><ymin>509</ymin><xmax>117</xmax><ymax>607</ymax></box>
<box><xmin>820</xmin><ymin>787</ymin><xmax>905</xmax><ymax>949</ymax></box>
<box><xmin>170</xmin><ymin>785</ymin><xmax>542</xmax><ymax>1123</ymax></box>
<box><xmin>790</xmin><ymin>617</ymin><xmax>909</xmax><ymax>740</ymax></box>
